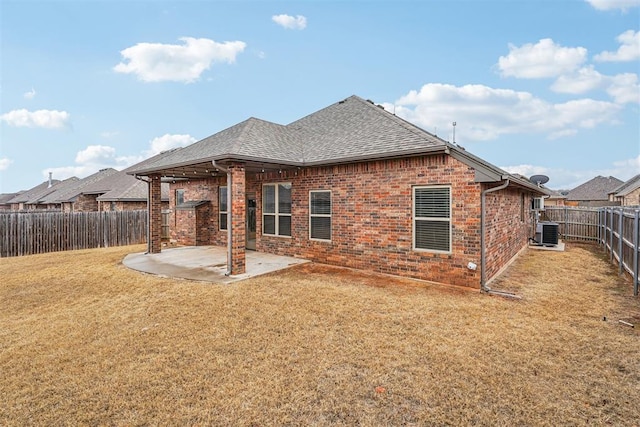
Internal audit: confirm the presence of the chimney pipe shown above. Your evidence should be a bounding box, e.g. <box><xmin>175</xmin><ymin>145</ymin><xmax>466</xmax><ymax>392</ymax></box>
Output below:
<box><xmin>48</xmin><ymin>172</ymin><xmax>53</xmax><ymax>188</ymax></box>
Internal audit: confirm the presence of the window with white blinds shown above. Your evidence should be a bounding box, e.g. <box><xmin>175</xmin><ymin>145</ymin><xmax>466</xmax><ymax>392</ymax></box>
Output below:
<box><xmin>263</xmin><ymin>183</ymin><xmax>292</xmax><ymax>237</ymax></box>
<box><xmin>413</xmin><ymin>186</ymin><xmax>451</xmax><ymax>252</ymax></box>
<box><xmin>219</xmin><ymin>186</ymin><xmax>227</xmax><ymax>230</ymax></box>
<box><xmin>309</xmin><ymin>190</ymin><xmax>331</xmax><ymax>241</ymax></box>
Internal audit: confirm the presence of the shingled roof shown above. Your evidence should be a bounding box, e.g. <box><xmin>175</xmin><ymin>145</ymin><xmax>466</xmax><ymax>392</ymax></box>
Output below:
<box><xmin>34</xmin><ymin>177</ymin><xmax>81</xmax><ymax>205</ymax></box>
<box><xmin>127</xmin><ymin>95</ymin><xmax>545</xmax><ymax>194</ymax></box>
<box><xmin>610</xmin><ymin>173</ymin><xmax>640</xmax><ymax>197</ymax></box>
<box><xmin>567</xmin><ymin>176</ymin><xmax>623</xmax><ymax>201</ymax></box>
<box><xmin>7</xmin><ymin>180</ymin><xmax>61</xmax><ymax>204</ymax></box>
<box><xmin>53</xmin><ymin>168</ymin><xmax>120</xmax><ymax>202</ymax></box>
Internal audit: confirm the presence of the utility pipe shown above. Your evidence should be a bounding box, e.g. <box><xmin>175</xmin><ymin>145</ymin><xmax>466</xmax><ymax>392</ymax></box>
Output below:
<box><xmin>212</xmin><ymin>161</ymin><xmax>232</xmax><ymax>276</ymax></box>
<box><xmin>480</xmin><ymin>179</ymin><xmax>510</xmax><ymax>291</ymax></box>
<box><xmin>133</xmin><ymin>174</ymin><xmax>152</xmax><ymax>254</ymax></box>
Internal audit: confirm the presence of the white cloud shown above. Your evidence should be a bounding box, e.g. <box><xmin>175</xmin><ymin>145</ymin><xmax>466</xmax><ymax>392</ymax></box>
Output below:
<box><xmin>0</xmin><ymin>109</ymin><xmax>70</xmax><ymax>129</ymax></box>
<box><xmin>613</xmin><ymin>154</ymin><xmax>640</xmax><ymax>173</ymax></box>
<box><xmin>497</xmin><ymin>39</ymin><xmax>587</xmax><ymax>79</ymax></box>
<box><xmin>114</xmin><ymin>37</ymin><xmax>247</xmax><ymax>83</ymax></box>
<box><xmin>23</xmin><ymin>88</ymin><xmax>36</xmax><ymax>100</ymax></box>
<box><xmin>501</xmin><ymin>157</ymin><xmax>639</xmax><ymax>190</ymax></box>
<box><xmin>146</xmin><ymin>134</ymin><xmax>196</xmax><ymax>156</ymax></box>
<box><xmin>272</xmin><ymin>14</ymin><xmax>307</xmax><ymax>30</ymax></box>
<box><xmin>0</xmin><ymin>157</ymin><xmax>12</xmax><ymax>171</ymax></box>
<box><xmin>385</xmin><ymin>83</ymin><xmax>621</xmax><ymax>142</ymax></box>
<box><xmin>75</xmin><ymin>145</ymin><xmax>117</xmax><ymax>164</ymax></box>
<box><xmin>586</xmin><ymin>0</ymin><xmax>640</xmax><ymax>11</ymax></box>
<box><xmin>606</xmin><ymin>73</ymin><xmax>640</xmax><ymax>104</ymax></box>
<box><xmin>100</xmin><ymin>130</ymin><xmax>119</xmax><ymax>138</ymax></box>
<box><xmin>551</xmin><ymin>66</ymin><xmax>605</xmax><ymax>94</ymax></box>
<box><xmin>594</xmin><ymin>30</ymin><xmax>640</xmax><ymax>62</ymax></box>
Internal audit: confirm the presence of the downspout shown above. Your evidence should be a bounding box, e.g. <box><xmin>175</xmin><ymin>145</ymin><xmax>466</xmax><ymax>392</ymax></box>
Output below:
<box><xmin>481</xmin><ymin>179</ymin><xmax>510</xmax><ymax>291</ymax></box>
<box><xmin>134</xmin><ymin>174</ymin><xmax>152</xmax><ymax>254</ymax></box>
<box><xmin>212</xmin><ymin>160</ymin><xmax>232</xmax><ymax>276</ymax></box>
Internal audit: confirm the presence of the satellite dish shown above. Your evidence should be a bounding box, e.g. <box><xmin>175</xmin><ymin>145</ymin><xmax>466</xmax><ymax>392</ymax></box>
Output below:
<box><xmin>529</xmin><ymin>174</ymin><xmax>550</xmax><ymax>186</ymax></box>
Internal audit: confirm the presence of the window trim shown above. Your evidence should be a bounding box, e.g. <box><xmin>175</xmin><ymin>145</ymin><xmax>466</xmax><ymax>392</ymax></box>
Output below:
<box><xmin>262</xmin><ymin>182</ymin><xmax>292</xmax><ymax>238</ymax></box>
<box><xmin>219</xmin><ymin>186</ymin><xmax>228</xmax><ymax>231</ymax></box>
<box><xmin>309</xmin><ymin>190</ymin><xmax>332</xmax><ymax>242</ymax></box>
<box><xmin>175</xmin><ymin>189</ymin><xmax>185</xmax><ymax>206</ymax></box>
<box><xmin>412</xmin><ymin>185</ymin><xmax>452</xmax><ymax>254</ymax></box>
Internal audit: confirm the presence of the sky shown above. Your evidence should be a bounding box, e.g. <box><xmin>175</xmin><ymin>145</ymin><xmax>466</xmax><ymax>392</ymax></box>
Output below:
<box><xmin>1</xmin><ymin>0</ymin><xmax>639</xmax><ymax>193</ymax></box>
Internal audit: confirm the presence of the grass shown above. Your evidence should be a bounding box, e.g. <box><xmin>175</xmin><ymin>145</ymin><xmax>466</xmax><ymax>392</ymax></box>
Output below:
<box><xmin>1</xmin><ymin>243</ymin><xmax>639</xmax><ymax>426</ymax></box>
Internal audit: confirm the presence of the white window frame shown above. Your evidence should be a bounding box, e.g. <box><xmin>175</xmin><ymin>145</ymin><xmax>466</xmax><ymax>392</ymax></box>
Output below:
<box><xmin>219</xmin><ymin>186</ymin><xmax>228</xmax><ymax>230</ymax></box>
<box><xmin>262</xmin><ymin>182</ymin><xmax>292</xmax><ymax>237</ymax></box>
<box><xmin>309</xmin><ymin>190</ymin><xmax>331</xmax><ymax>242</ymax></box>
<box><xmin>412</xmin><ymin>185</ymin><xmax>452</xmax><ymax>253</ymax></box>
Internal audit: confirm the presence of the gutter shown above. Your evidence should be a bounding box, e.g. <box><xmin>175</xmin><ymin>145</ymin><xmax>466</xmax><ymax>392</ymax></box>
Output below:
<box><xmin>480</xmin><ymin>179</ymin><xmax>510</xmax><ymax>291</ymax></box>
<box><xmin>212</xmin><ymin>160</ymin><xmax>232</xmax><ymax>276</ymax></box>
<box><xmin>134</xmin><ymin>175</ymin><xmax>152</xmax><ymax>254</ymax></box>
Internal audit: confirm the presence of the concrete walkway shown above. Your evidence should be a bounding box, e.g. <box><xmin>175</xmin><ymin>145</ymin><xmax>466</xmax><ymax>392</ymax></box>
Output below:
<box><xmin>123</xmin><ymin>246</ymin><xmax>309</xmax><ymax>284</ymax></box>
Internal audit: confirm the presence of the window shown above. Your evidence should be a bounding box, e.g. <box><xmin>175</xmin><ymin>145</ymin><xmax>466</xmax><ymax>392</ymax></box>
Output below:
<box><xmin>520</xmin><ymin>193</ymin><xmax>525</xmax><ymax>222</ymax></box>
<box><xmin>413</xmin><ymin>186</ymin><xmax>451</xmax><ymax>252</ymax></box>
<box><xmin>219</xmin><ymin>186</ymin><xmax>228</xmax><ymax>230</ymax></box>
<box><xmin>310</xmin><ymin>191</ymin><xmax>331</xmax><ymax>241</ymax></box>
<box><xmin>263</xmin><ymin>183</ymin><xmax>291</xmax><ymax>237</ymax></box>
<box><xmin>175</xmin><ymin>189</ymin><xmax>185</xmax><ymax>206</ymax></box>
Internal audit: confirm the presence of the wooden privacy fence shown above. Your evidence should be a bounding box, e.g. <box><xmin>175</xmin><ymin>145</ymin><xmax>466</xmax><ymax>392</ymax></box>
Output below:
<box><xmin>545</xmin><ymin>206</ymin><xmax>639</xmax><ymax>296</ymax></box>
<box><xmin>544</xmin><ymin>206</ymin><xmax>599</xmax><ymax>242</ymax></box>
<box><xmin>599</xmin><ymin>207</ymin><xmax>639</xmax><ymax>296</ymax></box>
<box><xmin>0</xmin><ymin>210</ymin><xmax>148</xmax><ymax>258</ymax></box>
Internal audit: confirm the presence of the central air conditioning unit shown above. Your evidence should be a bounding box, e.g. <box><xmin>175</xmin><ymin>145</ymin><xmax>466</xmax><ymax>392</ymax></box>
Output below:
<box><xmin>531</xmin><ymin>196</ymin><xmax>545</xmax><ymax>211</ymax></box>
<box><xmin>535</xmin><ymin>221</ymin><xmax>559</xmax><ymax>246</ymax></box>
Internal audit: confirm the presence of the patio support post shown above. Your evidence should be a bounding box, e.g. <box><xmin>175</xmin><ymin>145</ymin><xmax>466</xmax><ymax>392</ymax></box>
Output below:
<box><xmin>149</xmin><ymin>174</ymin><xmax>163</xmax><ymax>254</ymax></box>
<box><xmin>229</xmin><ymin>163</ymin><xmax>246</xmax><ymax>274</ymax></box>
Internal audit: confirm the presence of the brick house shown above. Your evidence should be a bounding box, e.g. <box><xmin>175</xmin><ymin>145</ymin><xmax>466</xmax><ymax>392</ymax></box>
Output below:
<box><xmin>609</xmin><ymin>174</ymin><xmax>640</xmax><ymax>207</ymax></box>
<box><xmin>128</xmin><ymin>95</ymin><xmax>547</xmax><ymax>289</ymax></box>
<box><xmin>566</xmin><ymin>175</ymin><xmax>623</xmax><ymax>207</ymax></box>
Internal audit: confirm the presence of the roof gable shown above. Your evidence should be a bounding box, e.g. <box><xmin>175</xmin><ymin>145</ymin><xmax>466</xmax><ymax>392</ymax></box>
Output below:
<box><xmin>567</xmin><ymin>176</ymin><xmax>623</xmax><ymax>201</ymax></box>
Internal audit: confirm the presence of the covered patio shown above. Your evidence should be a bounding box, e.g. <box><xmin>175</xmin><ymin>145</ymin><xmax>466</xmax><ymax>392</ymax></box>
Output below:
<box><xmin>123</xmin><ymin>245</ymin><xmax>308</xmax><ymax>284</ymax></box>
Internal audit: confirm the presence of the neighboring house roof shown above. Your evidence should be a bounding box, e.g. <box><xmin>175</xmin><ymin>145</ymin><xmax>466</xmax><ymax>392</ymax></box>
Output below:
<box><xmin>0</xmin><ymin>192</ymin><xmax>21</xmax><ymax>204</ymax></box>
<box><xmin>7</xmin><ymin>180</ymin><xmax>61</xmax><ymax>204</ymax></box>
<box><xmin>96</xmin><ymin>176</ymin><xmax>170</xmax><ymax>202</ymax></box>
<box><xmin>127</xmin><ymin>95</ymin><xmax>546</xmax><ymax>195</ymax></box>
<box><xmin>546</xmin><ymin>189</ymin><xmax>568</xmax><ymax>199</ymax></box>
<box><xmin>610</xmin><ymin>173</ymin><xmax>640</xmax><ymax>198</ymax></box>
<box><xmin>566</xmin><ymin>176</ymin><xmax>623</xmax><ymax>201</ymax></box>
<box><xmin>53</xmin><ymin>168</ymin><xmax>120</xmax><ymax>202</ymax></box>
<box><xmin>31</xmin><ymin>177</ymin><xmax>80</xmax><ymax>205</ymax></box>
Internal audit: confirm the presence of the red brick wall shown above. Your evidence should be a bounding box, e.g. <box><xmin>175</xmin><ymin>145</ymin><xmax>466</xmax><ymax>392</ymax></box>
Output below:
<box><xmin>73</xmin><ymin>194</ymin><xmax>99</xmax><ymax>212</ymax></box>
<box><xmin>251</xmin><ymin>155</ymin><xmax>483</xmax><ymax>287</ymax></box>
<box><xmin>168</xmin><ymin>155</ymin><xmax>536</xmax><ymax>288</ymax></box>
<box><xmin>483</xmin><ymin>186</ymin><xmax>534</xmax><ymax>282</ymax></box>
<box><xmin>169</xmin><ymin>177</ymin><xmax>227</xmax><ymax>245</ymax></box>
<box><xmin>149</xmin><ymin>175</ymin><xmax>162</xmax><ymax>253</ymax></box>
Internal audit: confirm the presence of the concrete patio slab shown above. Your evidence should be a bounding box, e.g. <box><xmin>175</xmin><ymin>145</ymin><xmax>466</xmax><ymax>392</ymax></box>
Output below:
<box><xmin>123</xmin><ymin>246</ymin><xmax>309</xmax><ymax>284</ymax></box>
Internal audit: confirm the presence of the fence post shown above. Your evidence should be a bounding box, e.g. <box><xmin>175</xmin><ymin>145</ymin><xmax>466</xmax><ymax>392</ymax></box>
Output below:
<box><xmin>634</xmin><ymin>209</ymin><xmax>639</xmax><ymax>297</ymax></box>
<box><xmin>618</xmin><ymin>209</ymin><xmax>623</xmax><ymax>275</ymax></box>
<box><xmin>609</xmin><ymin>208</ymin><xmax>614</xmax><ymax>262</ymax></box>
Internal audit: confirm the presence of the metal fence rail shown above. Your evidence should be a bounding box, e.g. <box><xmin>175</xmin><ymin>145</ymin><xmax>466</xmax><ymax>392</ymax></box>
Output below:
<box><xmin>545</xmin><ymin>206</ymin><xmax>639</xmax><ymax>296</ymax></box>
<box><xmin>0</xmin><ymin>210</ymin><xmax>148</xmax><ymax>258</ymax></box>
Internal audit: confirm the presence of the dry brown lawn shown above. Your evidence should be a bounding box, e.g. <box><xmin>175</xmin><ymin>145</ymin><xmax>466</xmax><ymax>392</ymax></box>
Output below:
<box><xmin>1</xmin><ymin>243</ymin><xmax>639</xmax><ymax>426</ymax></box>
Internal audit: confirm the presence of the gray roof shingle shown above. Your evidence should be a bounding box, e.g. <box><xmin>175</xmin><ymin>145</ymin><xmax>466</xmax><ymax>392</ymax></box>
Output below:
<box><xmin>53</xmin><ymin>168</ymin><xmax>120</xmax><ymax>202</ymax></box>
<box><xmin>567</xmin><ymin>176</ymin><xmax>623</xmax><ymax>201</ymax></box>
<box><xmin>7</xmin><ymin>180</ymin><xmax>61</xmax><ymax>204</ymax></box>
<box><xmin>125</xmin><ymin>95</ymin><xmax>545</xmax><ymax>194</ymax></box>
<box><xmin>611</xmin><ymin>173</ymin><xmax>640</xmax><ymax>197</ymax></box>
